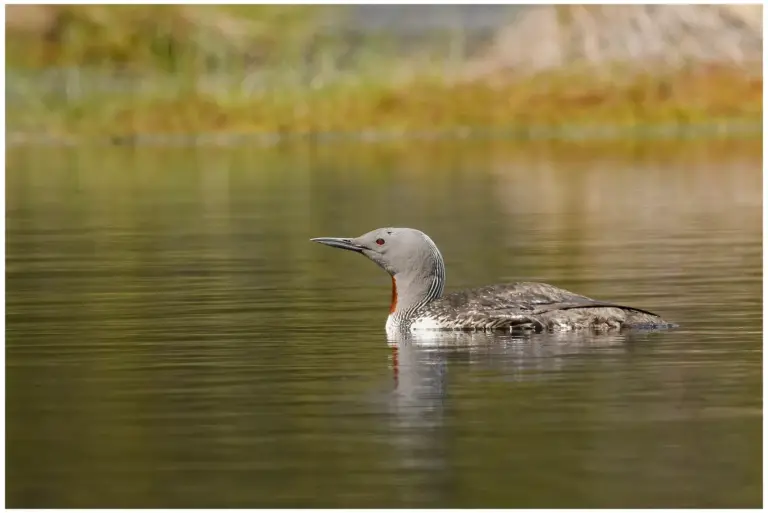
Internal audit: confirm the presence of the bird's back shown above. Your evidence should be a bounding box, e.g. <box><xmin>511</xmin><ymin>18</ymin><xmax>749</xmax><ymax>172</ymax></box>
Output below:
<box><xmin>411</xmin><ymin>282</ymin><xmax>674</xmax><ymax>332</ymax></box>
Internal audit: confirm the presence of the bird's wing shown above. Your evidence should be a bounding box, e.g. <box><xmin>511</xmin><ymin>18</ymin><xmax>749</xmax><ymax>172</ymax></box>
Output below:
<box><xmin>421</xmin><ymin>282</ymin><xmax>662</xmax><ymax>331</ymax></box>
<box><xmin>435</xmin><ymin>282</ymin><xmax>595</xmax><ymax>311</ymax></box>
<box><xmin>527</xmin><ymin>299</ymin><xmax>662</xmax><ymax>317</ymax></box>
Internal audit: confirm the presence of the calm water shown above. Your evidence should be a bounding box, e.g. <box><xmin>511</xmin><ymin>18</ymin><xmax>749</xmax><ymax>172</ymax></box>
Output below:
<box><xmin>6</xmin><ymin>139</ymin><xmax>762</xmax><ymax>508</ymax></box>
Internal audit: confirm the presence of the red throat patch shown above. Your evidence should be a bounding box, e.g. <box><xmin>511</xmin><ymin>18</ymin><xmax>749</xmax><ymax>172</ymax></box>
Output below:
<box><xmin>390</xmin><ymin>276</ymin><xmax>398</xmax><ymax>314</ymax></box>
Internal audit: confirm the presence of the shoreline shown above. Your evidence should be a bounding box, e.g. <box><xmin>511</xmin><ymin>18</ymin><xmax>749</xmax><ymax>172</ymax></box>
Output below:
<box><xmin>6</xmin><ymin>6</ymin><xmax>763</xmax><ymax>141</ymax></box>
<box><xmin>7</xmin><ymin>6</ymin><xmax>761</xmax><ymax>140</ymax></box>
<box><xmin>7</xmin><ymin>69</ymin><xmax>762</xmax><ymax>141</ymax></box>
<box><xmin>6</xmin><ymin>118</ymin><xmax>762</xmax><ymax>147</ymax></box>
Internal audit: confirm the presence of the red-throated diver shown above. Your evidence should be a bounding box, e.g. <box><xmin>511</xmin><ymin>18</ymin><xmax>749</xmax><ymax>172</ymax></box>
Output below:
<box><xmin>311</xmin><ymin>227</ymin><xmax>675</xmax><ymax>333</ymax></box>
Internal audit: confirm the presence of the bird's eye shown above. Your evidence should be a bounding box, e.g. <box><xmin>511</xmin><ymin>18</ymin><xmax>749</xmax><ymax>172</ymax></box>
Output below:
<box><xmin>375</xmin><ymin>238</ymin><xmax>385</xmax><ymax>246</ymax></box>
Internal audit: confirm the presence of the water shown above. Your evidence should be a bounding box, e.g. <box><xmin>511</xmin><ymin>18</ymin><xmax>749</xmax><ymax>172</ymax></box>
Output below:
<box><xmin>6</xmin><ymin>139</ymin><xmax>762</xmax><ymax>508</ymax></box>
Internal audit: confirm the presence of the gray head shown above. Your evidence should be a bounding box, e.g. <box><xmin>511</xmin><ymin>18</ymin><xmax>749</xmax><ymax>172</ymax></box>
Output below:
<box><xmin>311</xmin><ymin>227</ymin><xmax>440</xmax><ymax>276</ymax></box>
<box><xmin>311</xmin><ymin>228</ymin><xmax>446</xmax><ymax>311</ymax></box>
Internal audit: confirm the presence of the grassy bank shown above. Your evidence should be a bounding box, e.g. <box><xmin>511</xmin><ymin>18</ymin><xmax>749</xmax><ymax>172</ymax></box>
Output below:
<box><xmin>8</xmin><ymin>65</ymin><xmax>761</xmax><ymax>139</ymax></box>
<box><xmin>6</xmin><ymin>5</ymin><xmax>762</xmax><ymax>138</ymax></box>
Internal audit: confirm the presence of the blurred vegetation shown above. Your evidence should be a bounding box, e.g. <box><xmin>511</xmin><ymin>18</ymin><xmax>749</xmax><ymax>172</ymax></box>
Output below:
<box><xmin>6</xmin><ymin>5</ymin><xmax>763</xmax><ymax>139</ymax></box>
<box><xmin>6</xmin><ymin>5</ymin><xmax>342</xmax><ymax>71</ymax></box>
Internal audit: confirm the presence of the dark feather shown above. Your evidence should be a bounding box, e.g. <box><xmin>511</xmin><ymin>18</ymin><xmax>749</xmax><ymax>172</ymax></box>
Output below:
<box><xmin>415</xmin><ymin>282</ymin><xmax>673</xmax><ymax>332</ymax></box>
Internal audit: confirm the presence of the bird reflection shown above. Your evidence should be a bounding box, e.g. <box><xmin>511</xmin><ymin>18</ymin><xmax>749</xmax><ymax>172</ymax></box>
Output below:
<box><xmin>381</xmin><ymin>329</ymin><xmax>651</xmax><ymax>505</ymax></box>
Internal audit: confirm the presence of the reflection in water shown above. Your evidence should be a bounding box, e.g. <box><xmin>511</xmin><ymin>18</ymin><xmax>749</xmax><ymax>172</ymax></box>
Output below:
<box><xmin>381</xmin><ymin>326</ymin><xmax>760</xmax><ymax>508</ymax></box>
<box><xmin>6</xmin><ymin>140</ymin><xmax>761</xmax><ymax>508</ymax></box>
<box><xmin>383</xmin><ymin>329</ymin><xmax>653</xmax><ymax>505</ymax></box>
<box><xmin>385</xmin><ymin>341</ymin><xmax>450</xmax><ymax>504</ymax></box>
<box><xmin>390</xmin><ymin>329</ymin><xmax>644</xmax><ymax>381</ymax></box>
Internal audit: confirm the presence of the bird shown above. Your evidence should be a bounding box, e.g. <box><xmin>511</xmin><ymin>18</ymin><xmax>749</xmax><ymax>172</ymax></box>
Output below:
<box><xmin>311</xmin><ymin>227</ymin><xmax>676</xmax><ymax>334</ymax></box>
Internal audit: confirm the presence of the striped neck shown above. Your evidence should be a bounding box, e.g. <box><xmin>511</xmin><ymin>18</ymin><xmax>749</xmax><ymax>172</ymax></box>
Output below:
<box><xmin>388</xmin><ymin>237</ymin><xmax>445</xmax><ymax>323</ymax></box>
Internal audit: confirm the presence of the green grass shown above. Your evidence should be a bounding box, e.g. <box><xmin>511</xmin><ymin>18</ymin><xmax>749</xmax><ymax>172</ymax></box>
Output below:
<box><xmin>6</xmin><ymin>5</ymin><xmax>339</xmax><ymax>71</ymax></box>
<box><xmin>6</xmin><ymin>5</ymin><xmax>762</xmax><ymax>138</ymax></box>
<box><xmin>8</xmin><ymin>65</ymin><xmax>761</xmax><ymax>138</ymax></box>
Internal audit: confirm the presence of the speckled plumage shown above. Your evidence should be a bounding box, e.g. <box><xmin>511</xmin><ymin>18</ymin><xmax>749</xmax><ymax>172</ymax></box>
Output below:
<box><xmin>405</xmin><ymin>282</ymin><xmax>673</xmax><ymax>332</ymax></box>
<box><xmin>311</xmin><ymin>227</ymin><xmax>676</xmax><ymax>334</ymax></box>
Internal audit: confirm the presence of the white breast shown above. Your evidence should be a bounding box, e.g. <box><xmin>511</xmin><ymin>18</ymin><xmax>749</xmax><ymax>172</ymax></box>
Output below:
<box><xmin>386</xmin><ymin>314</ymin><xmax>443</xmax><ymax>333</ymax></box>
<box><xmin>408</xmin><ymin>316</ymin><xmax>444</xmax><ymax>332</ymax></box>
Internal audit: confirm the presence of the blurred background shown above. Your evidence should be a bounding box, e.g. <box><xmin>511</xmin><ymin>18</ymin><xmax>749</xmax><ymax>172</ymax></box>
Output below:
<box><xmin>5</xmin><ymin>4</ymin><xmax>763</xmax><ymax>509</ymax></box>
<box><xmin>5</xmin><ymin>4</ymin><xmax>762</xmax><ymax>139</ymax></box>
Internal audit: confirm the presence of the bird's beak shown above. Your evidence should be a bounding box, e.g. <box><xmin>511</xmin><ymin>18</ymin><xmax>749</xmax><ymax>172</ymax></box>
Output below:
<box><xmin>310</xmin><ymin>237</ymin><xmax>366</xmax><ymax>253</ymax></box>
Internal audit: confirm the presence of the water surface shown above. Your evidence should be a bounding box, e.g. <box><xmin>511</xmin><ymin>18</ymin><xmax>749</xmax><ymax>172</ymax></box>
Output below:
<box><xmin>6</xmin><ymin>139</ymin><xmax>762</xmax><ymax>507</ymax></box>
